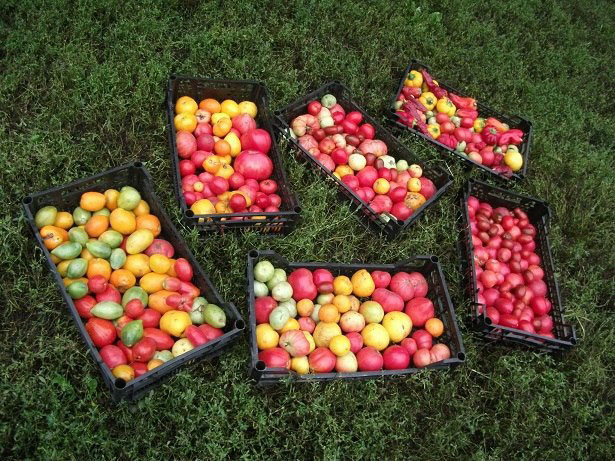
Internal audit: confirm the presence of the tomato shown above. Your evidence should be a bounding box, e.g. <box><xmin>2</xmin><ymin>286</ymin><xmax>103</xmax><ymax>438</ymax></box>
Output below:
<box><xmin>85</xmin><ymin>317</ymin><xmax>117</xmax><ymax>347</ymax></box>
<box><xmin>143</xmin><ymin>328</ymin><xmax>174</xmax><ymax>350</ymax></box>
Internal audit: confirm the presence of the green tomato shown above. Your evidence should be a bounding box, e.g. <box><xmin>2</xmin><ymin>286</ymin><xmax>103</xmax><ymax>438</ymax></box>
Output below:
<box><xmin>35</xmin><ymin>206</ymin><xmax>57</xmax><ymax>229</ymax></box>
<box><xmin>254</xmin><ymin>281</ymin><xmax>269</xmax><ymax>298</ymax></box>
<box><xmin>93</xmin><ymin>208</ymin><xmax>110</xmax><ymax>217</ymax></box>
<box><xmin>321</xmin><ymin>94</ymin><xmax>337</xmax><ymax>109</ymax></box>
<box><xmin>91</xmin><ymin>301</ymin><xmax>124</xmax><ymax>320</ymax></box>
<box><xmin>66</xmin><ymin>258</ymin><xmax>88</xmax><ymax>279</ymax></box>
<box><xmin>86</xmin><ymin>241</ymin><xmax>111</xmax><ymax>259</ymax></box>
<box><xmin>278</xmin><ymin>299</ymin><xmax>297</xmax><ymax>318</ymax></box>
<box><xmin>203</xmin><ymin>304</ymin><xmax>226</xmax><ymax>328</ymax></box>
<box><xmin>121</xmin><ymin>286</ymin><xmax>148</xmax><ymax>307</ymax></box>
<box><xmin>98</xmin><ymin>230</ymin><xmax>123</xmax><ymax>248</ymax></box>
<box><xmin>396</xmin><ymin>159</ymin><xmax>409</xmax><ymax>172</ymax></box>
<box><xmin>272</xmin><ymin>281</ymin><xmax>293</xmax><ymax>302</ymax></box>
<box><xmin>269</xmin><ymin>306</ymin><xmax>290</xmax><ymax>330</ymax></box>
<box><xmin>254</xmin><ymin>260</ymin><xmax>275</xmax><ymax>283</ymax></box>
<box><xmin>120</xmin><ymin>320</ymin><xmax>143</xmax><ymax>346</ymax></box>
<box><xmin>154</xmin><ymin>350</ymin><xmax>174</xmax><ymax>362</ymax></box>
<box><xmin>266</xmin><ymin>268</ymin><xmax>287</xmax><ymax>290</ymax></box>
<box><xmin>311</xmin><ymin>304</ymin><xmax>322</xmax><ymax>323</ymax></box>
<box><xmin>317</xmin><ymin>293</ymin><xmax>334</xmax><ymax>305</ymax></box>
<box><xmin>67</xmin><ymin>281</ymin><xmax>88</xmax><ymax>300</ymax></box>
<box><xmin>117</xmin><ymin>186</ymin><xmax>141</xmax><ymax>211</ymax></box>
<box><xmin>72</xmin><ymin>207</ymin><xmax>91</xmax><ymax>226</ymax></box>
<box><xmin>109</xmin><ymin>248</ymin><xmax>126</xmax><ymax>270</ymax></box>
<box><xmin>51</xmin><ymin>242</ymin><xmax>82</xmax><ymax>260</ymax></box>
<box><xmin>68</xmin><ymin>227</ymin><xmax>89</xmax><ymax>246</ymax></box>
<box><xmin>172</xmin><ymin>338</ymin><xmax>194</xmax><ymax>357</ymax></box>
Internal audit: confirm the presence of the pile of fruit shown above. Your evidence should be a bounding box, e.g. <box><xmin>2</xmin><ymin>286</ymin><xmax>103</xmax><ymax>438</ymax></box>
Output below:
<box><xmin>394</xmin><ymin>69</ymin><xmax>525</xmax><ymax>177</ymax></box>
<box><xmin>290</xmin><ymin>94</ymin><xmax>438</xmax><ymax>222</ymax></box>
<box><xmin>467</xmin><ymin>196</ymin><xmax>555</xmax><ymax>337</ymax></box>
<box><xmin>174</xmin><ymin>96</ymin><xmax>283</xmax><ymax>217</ymax></box>
<box><xmin>34</xmin><ymin>187</ymin><xmax>227</xmax><ymax>383</ymax></box>
<box><xmin>252</xmin><ymin>260</ymin><xmax>452</xmax><ymax>373</ymax></box>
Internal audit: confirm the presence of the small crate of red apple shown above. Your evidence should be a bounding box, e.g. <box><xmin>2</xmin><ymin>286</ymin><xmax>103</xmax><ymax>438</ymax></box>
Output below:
<box><xmin>274</xmin><ymin>81</ymin><xmax>452</xmax><ymax>238</ymax></box>
<box><xmin>247</xmin><ymin>250</ymin><xmax>465</xmax><ymax>384</ymax></box>
<box><xmin>389</xmin><ymin>60</ymin><xmax>533</xmax><ymax>182</ymax></box>
<box><xmin>460</xmin><ymin>179</ymin><xmax>577</xmax><ymax>351</ymax></box>
<box><xmin>23</xmin><ymin>163</ymin><xmax>246</xmax><ymax>402</ymax></box>
<box><xmin>166</xmin><ymin>75</ymin><xmax>300</xmax><ymax>235</ymax></box>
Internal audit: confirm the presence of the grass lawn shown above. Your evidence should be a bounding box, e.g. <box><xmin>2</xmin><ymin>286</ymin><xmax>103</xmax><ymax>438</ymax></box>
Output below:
<box><xmin>1</xmin><ymin>0</ymin><xmax>614</xmax><ymax>458</ymax></box>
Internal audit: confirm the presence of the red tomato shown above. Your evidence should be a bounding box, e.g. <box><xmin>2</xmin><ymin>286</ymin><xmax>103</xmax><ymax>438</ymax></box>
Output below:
<box><xmin>131</xmin><ymin>361</ymin><xmax>148</xmax><ymax>377</ymax></box>
<box><xmin>85</xmin><ymin>318</ymin><xmax>117</xmax><ymax>347</ymax></box>
<box><xmin>143</xmin><ymin>328</ymin><xmax>174</xmax><ymax>350</ymax></box>
<box><xmin>75</xmin><ymin>295</ymin><xmax>96</xmax><ymax>319</ymax></box>
<box><xmin>138</xmin><ymin>309</ymin><xmax>162</xmax><ymax>328</ymax></box>
<box><xmin>174</xmin><ymin>258</ymin><xmax>193</xmax><ymax>282</ymax></box>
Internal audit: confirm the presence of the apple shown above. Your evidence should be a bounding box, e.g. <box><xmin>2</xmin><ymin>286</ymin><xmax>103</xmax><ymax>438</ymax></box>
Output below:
<box><xmin>383</xmin><ymin>345</ymin><xmax>410</xmax><ymax>370</ymax></box>
<box><xmin>390</xmin><ymin>272</ymin><xmax>416</xmax><ymax>302</ymax></box>
<box><xmin>254</xmin><ymin>296</ymin><xmax>277</xmax><ymax>324</ymax></box>
<box><xmin>345</xmin><ymin>332</ymin><xmax>363</xmax><ymax>354</ymax></box>
<box><xmin>258</xmin><ymin>347</ymin><xmax>290</xmax><ymax>369</ymax></box>
<box><xmin>405</xmin><ymin>297</ymin><xmax>435</xmax><ymax>327</ymax></box>
<box><xmin>308</xmin><ymin>347</ymin><xmax>336</xmax><ymax>373</ymax></box>
<box><xmin>279</xmin><ymin>330</ymin><xmax>311</xmax><ymax>357</ymax></box>
<box><xmin>356</xmin><ymin>346</ymin><xmax>383</xmax><ymax>371</ymax></box>
<box><xmin>371</xmin><ymin>288</ymin><xmax>404</xmax><ymax>313</ymax></box>
<box><xmin>371</xmin><ymin>271</ymin><xmax>391</xmax><ymax>289</ymax></box>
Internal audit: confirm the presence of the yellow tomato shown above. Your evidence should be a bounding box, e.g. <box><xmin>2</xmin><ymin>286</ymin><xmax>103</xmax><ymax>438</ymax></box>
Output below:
<box><xmin>175</xmin><ymin>96</ymin><xmax>198</xmax><ymax>115</ymax></box>
<box><xmin>332</xmin><ymin>295</ymin><xmax>351</xmax><ymax>314</ymax></box>
<box><xmin>104</xmin><ymin>189</ymin><xmax>120</xmax><ymax>210</ymax></box>
<box><xmin>220</xmin><ymin>99</ymin><xmax>240</xmax><ymax>118</ymax></box>
<box><xmin>361</xmin><ymin>323</ymin><xmax>390</xmax><ymax>351</ymax></box>
<box><xmin>407</xmin><ymin>178</ymin><xmax>422</xmax><ymax>192</ymax></box>
<box><xmin>211</xmin><ymin>112</ymin><xmax>230</xmax><ymax>124</ymax></box>
<box><xmin>80</xmin><ymin>192</ymin><xmax>106</xmax><ymax>212</ymax></box>
<box><xmin>224</xmin><ymin>132</ymin><xmax>241</xmax><ymax>157</ymax></box>
<box><xmin>112</xmin><ymin>364</ymin><xmax>135</xmax><ymax>382</ymax></box>
<box><xmin>160</xmin><ymin>310</ymin><xmax>192</xmax><ymax>337</ymax></box>
<box><xmin>373</xmin><ymin>178</ymin><xmax>390</xmax><ymax>195</ymax></box>
<box><xmin>329</xmin><ymin>335</ymin><xmax>351</xmax><ymax>357</ymax></box>
<box><xmin>291</xmin><ymin>356</ymin><xmax>309</xmax><ymax>374</ymax></box>
<box><xmin>334</xmin><ymin>165</ymin><xmax>354</xmax><ymax>178</ymax></box>
<box><xmin>174</xmin><ymin>113</ymin><xmax>197</xmax><ymax>132</ymax></box>
<box><xmin>280</xmin><ymin>318</ymin><xmax>300</xmax><ymax>333</ymax></box>
<box><xmin>333</xmin><ymin>276</ymin><xmax>353</xmax><ymax>296</ymax></box>
<box><xmin>149</xmin><ymin>254</ymin><xmax>171</xmax><ymax>274</ymax></box>
<box><xmin>191</xmin><ymin>199</ymin><xmax>215</xmax><ymax>216</ymax></box>
<box><xmin>53</xmin><ymin>212</ymin><xmax>74</xmax><ymax>230</ymax></box>
<box><xmin>110</xmin><ymin>208</ymin><xmax>136</xmax><ymax>235</ymax></box>
<box><xmin>256</xmin><ymin>324</ymin><xmax>279</xmax><ymax>350</ymax></box>
<box><xmin>133</xmin><ymin>200</ymin><xmax>150</xmax><ymax>217</ymax></box>
<box><xmin>203</xmin><ymin>155</ymin><xmax>221</xmax><ymax>174</ymax></box>
<box><xmin>216</xmin><ymin>163</ymin><xmax>234</xmax><ymax>179</ymax></box>
<box><xmin>351</xmin><ymin>269</ymin><xmax>375</xmax><ymax>297</ymax></box>
<box><xmin>504</xmin><ymin>149</ymin><xmax>523</xmax><ymax>171</ymax></box>
<box><xmin>238</xmin><ymin>101</ymin><xmax>257</xmax><ymax>117</ymax></box>
<box><xmin>124</xmin><ymin>253</ymin><xmax>151</xmax><ymax>278</ymax></box>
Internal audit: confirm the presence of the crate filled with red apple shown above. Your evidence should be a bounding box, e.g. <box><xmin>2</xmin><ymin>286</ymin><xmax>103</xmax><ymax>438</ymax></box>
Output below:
<box><xmin>166</xmin><ymin>76</ymin><xmax>299</xmax><ymax>234</ymax></box>
<box><xmin>275</xmin><ymin>81</ymin><xmax>452</xmax><ymax>238</ymax></box>
<box><xmin>389</xmin><ymin>60</ymin><xmax>533</xmax><ymax>181</ymax></box>
<box><xmin>247</xmin><ymin>250</ymin><xmax>465</xmax><ymax>384</ymax></box>
<box><xmin>460</xmin><ymin>179</ymin><xmax>576</xmax><ymax>351</ymax></box>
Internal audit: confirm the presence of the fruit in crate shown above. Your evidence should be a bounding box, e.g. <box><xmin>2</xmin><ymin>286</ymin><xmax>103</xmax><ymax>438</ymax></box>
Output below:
<box><xmin>173</xmin><ymin>95</ymin><xmax>283</xmax><ymax>217</ymax></box>
<box><xmin>289</xmin><ymin>94</ymin><xmax>438</xmax><ymax>222</ymax></box>
<box><xmin>252</xmin><ymin>259</ymin><xmax>453</xmax><ymax>374</ymax></box>
<box><xmin>34</xmin><ymin>188</ymin><xmax>229</xmax><ymax>383</ymax></box>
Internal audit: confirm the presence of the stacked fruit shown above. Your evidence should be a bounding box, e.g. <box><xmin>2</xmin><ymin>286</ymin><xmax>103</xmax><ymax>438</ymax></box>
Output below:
<box><xmin>394</xmin><ymin>69</ymin><xmax>525</xmax><ymax>177</ymax></box>
<box><xmin>174</xmin><ymin>96</ymin><xmax>282</xmax><ymax>217</ymax></box>
<box><xmin>468</xmin><ymin>196</ymin><xmax>555</xmax><ymax>337</ymax></box>
<box><xmin>289</xmin><ymin>94</ymin><xmax>438</xmax><ymax>222</ymax></box>
<box><xmin>252</xmin><ymin>260</ymin><xmax>452</xmax><ymax>373</ymax></box>
<box><xmin>34</xmin><ymin>187</ymin><xmax>227</xmax><ymax>382</ymax></box>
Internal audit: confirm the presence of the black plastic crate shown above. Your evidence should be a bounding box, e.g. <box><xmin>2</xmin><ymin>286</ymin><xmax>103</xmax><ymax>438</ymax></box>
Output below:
<box><xmin>246</xmin><ymin>250</ymin><xmax>465</xmax><ymax>385</ymax></box>
<box><xmin>458</xmin><ymin>179</ymin><xmax>576</xmax><ymax>351</ymax></box>
<box><xmin>166</xmin><ymin>75</ymin><xmax>301</xmax><ymax>235</ymax></box>
<box><xmin>22</xmin><ymin>162</ymin><xmax>245</xmax><ymax>402</ymax></box>
<box><xmin>388</xmin><ymin>60</ymin><xmax>533</xmax><ymax>182</ymax></box>
<box><xmin>274</xmin><ymin>81</ymin><xmax>453</xmax><ymax>239</ymax></box>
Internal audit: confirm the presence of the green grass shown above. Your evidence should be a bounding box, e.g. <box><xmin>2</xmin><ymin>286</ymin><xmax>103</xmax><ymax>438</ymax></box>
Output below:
<box><xmin>1</xmin><ymin>0</ymin><xmax>614</xmax><ymax>458</ymax></box>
